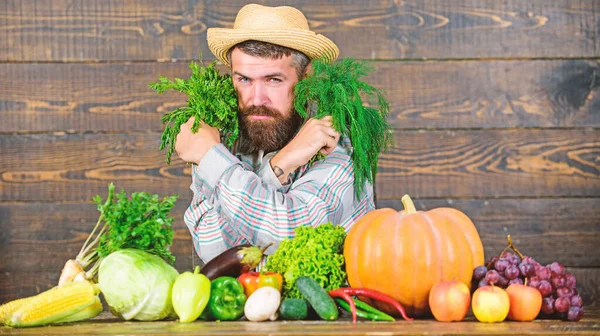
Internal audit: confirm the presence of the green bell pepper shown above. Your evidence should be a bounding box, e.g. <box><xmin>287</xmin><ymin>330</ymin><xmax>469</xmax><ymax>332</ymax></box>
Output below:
<box><xmin>200</xmin><ymin>276</ymin><xmax>247</xmax><ymax>321</ymax></box>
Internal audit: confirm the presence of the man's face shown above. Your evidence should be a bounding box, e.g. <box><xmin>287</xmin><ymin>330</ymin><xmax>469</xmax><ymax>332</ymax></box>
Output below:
<box><xmin>231</xmin><ymin>48</ymin><xmax>304</xmax><ymax>153</ymax></box>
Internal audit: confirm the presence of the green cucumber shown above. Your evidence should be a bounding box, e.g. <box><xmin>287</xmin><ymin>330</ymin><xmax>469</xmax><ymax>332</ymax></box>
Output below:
<box><xmin>278</xmin><ymin>298</ymin><xmax>308</xmax><ymax>320</ymax></box>
<box><xmin>295</xmin><ymin>276</ymin><xmax>338</xmax><ymax>320</ymax></box>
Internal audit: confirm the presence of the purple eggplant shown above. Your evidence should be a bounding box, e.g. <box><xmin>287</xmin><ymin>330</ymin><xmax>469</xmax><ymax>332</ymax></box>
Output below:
<box><xmin>200</xmin><ymin>243</ymin><xmax>272</xmax><ymax>280</ymax></box>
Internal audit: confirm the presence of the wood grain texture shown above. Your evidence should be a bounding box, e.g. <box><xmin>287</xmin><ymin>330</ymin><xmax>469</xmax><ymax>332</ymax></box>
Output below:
<box><xmin>0</xmin><ymin>0</ymin><xmax>597</xmax><ymax>62</ymax></box>
<box><xmin>0</xmin><ymin>130</ymin><xmax>598</xmax><ymax>201</ymax></box>
<box><xmin>1</xmin><ymin>60</ymin><xmax>599</xmax><ymax>133</ymax></box>
<box><xmin>377</xmin><ymin>128</ymin><xmax>600</xmax><ymax>198</ymax></box>
<box><xmin>1</xmin><ymin>200</ymin><xmax>598</xmax><ymax>304</ymax></box>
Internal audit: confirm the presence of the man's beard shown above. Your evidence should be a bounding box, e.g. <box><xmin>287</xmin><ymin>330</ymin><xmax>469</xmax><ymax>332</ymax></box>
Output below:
<box><xmin>237</xmin><ymin>105</ymin><xmax>304</xmax><ymax>154</ymax></box>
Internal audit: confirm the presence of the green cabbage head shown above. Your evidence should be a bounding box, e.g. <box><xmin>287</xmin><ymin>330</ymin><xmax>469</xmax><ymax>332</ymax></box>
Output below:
<box><xmin>98</xmin><ymin>249</ymin><xmax>179</xmax><ymax>321</ymax></box>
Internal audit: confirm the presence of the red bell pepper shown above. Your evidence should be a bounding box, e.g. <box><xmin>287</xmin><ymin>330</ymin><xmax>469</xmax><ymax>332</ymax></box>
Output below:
<box><xmin>238</xmin><ymin>271</ymin><xmax>283</xmax><ymax>297</ymax></box>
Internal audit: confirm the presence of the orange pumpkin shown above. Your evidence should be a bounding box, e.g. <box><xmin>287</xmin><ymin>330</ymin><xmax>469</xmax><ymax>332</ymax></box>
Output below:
<box><xmin>344</xmin><ymin>194</ymin><xmax>484</xmax><ymax>317</ymax></box>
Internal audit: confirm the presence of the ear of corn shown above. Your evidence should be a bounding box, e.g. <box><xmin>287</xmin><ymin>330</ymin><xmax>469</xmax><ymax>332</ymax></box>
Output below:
<box><xmin>5</xmin><ymin>280</ymin><xmax>99</xmax><ymax>327</ymax></box>
<box><xmin>52</xmin><ymin>296</ymin><xmax>103</xmax><ymax>324</ymax></box>
<box><xmin>0</xmin><ymin>297</ymin><xmax>31</xmax><ymax>324</ymax></box>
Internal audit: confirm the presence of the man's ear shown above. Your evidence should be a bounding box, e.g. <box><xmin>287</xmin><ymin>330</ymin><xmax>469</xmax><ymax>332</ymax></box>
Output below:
<box><xmin>302</xmin><ymin>62</ymin><xmax>313</xmax><ymax>79</ymax></box>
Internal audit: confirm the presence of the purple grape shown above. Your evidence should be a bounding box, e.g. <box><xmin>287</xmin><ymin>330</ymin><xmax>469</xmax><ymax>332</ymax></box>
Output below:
<box><xmin>522</xmin><ymin>256</ymin><xmax>536</xmax><ymax>264</ymax></box>
<box><xmin>556</xmin><ymin>286</ymin><xmax>573</xmax><ymax>298</ymax></box>
<box><xmin>528</xmin><ymin>276</ymin><xmax>541</xmax><ymax>288</ymax></box>
<box><xmin>510</xmin><ymin>255</ymin><xmax>520</xmax><ymax>265</ymax></box>
<box><xmin>487</xmin><ymin>256</ymin><xmax>500</xmax><ymax>270</ymax></box>
<box><xmin>494</xmin><ymin>259</ymin><xmax>510</xmax><ymax>272</ymax></box>
<box><xmin>565</xmin><ymin>273</ymin><xmax>577</xmax><ymax>288</ymax></box>
<box><xmin>485</xmin><ymin>270</ymin><xmax>500</xmax><ymax>285</ymax></box>
<box><xmin>508</xmin><ymin>278</ymin><xmax>524</xmax><ymax>286</ymax></box>
<box><xmin>555</xmin><ymin>296</ymin><xmax>570</xmax><ymax>313</ymax></box>
<box><xmin>538</xmin><ymin>280</ymin><xmax>553</xmax><ymax>297</ymax></box>
<box><xmin>567</xmin><ymin>306</ymin><xmax>583</xmax><ymax>321</ymax></box>
<box><xmin>572</xmin><ymin>287</ymin><xmax>579</xmax><ymax>296</ymax></box>
<box><xmin>534</xmin><ymin>262</ymin><xmax>542</xmax><ymax>272</ymax></box>
<box><xmin>541</xmin><ymin>297</ymin><xmax>555</xmax><ymax>315</ymax></box>
<box><xmin>478</xmin><ymin>278</ymin><xmax>490</xmax><ymax>288</ymax></box>
<box><xmin>549</xmin><ymin>262</ymin><xmax>565</xmax><ymax>276</ymax></box>
<box><xmin>496</xmin><ymin>275</ymin><xmax>509</xmax><ymax>288</ymax></box>
<box><xmin>505</xmin><ymin>265</ymin><xmax>520</xmax><ymax>280</ymax></box>
<box><xmin>537</xmin><ymin>266</ymin><xmax>551</xmax><ymax>280</ymax></box>
<box><xmin>570</xmin><ymin>295</ymin><xmax>583</xmax><ymax>308</ymax></box>
<box><xmin>473</xmin><ymin>265</ymin><xmax>488</xmax><ymax>281</ymax></box>
<box><xmin>519</xmin><ymin>262</ymin><xmax>535</xmax><ymax>277</ymax></box>
<box><xmin>551</xmin><ymin>274</ymin><xmax>566</xmax><ymax>289</ymax></box>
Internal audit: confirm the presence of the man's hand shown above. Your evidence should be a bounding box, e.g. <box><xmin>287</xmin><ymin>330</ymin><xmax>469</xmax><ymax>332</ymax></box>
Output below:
<box><xmin>175</xmin><ymin>117</ymin><xmax>221</xmax><ymax>165</ymax></box>
<box><xmin>270</xmin><ymin>116</ymin><xmax>340</xmax><ymax>183</ymax></box>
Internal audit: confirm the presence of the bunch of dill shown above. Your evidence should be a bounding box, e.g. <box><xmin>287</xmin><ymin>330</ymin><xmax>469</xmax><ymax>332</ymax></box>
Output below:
<box><xmin>294</xmin><ymin>58</ymin><xmax>394</xmax><ymax>198</ymax></box>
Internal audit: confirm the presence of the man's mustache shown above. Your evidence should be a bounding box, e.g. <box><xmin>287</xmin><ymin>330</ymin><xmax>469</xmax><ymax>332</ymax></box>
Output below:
<box><xmin>240</xmin><ymin>105</ymin><xmax>280</xmax><ymax>118</ymax></box>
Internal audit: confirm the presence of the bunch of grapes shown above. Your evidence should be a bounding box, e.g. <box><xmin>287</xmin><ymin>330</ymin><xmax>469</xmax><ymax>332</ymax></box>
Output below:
<box><xmin>471</xmin><ymin>237</ymin><xmax>584</xmax><ymax>322</ymax></box>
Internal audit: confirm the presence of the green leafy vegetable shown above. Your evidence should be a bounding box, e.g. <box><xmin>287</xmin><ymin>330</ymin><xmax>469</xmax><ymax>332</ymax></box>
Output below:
<box><xmin>294</xmin><ymin>58</ymin><xmax>394</xmax><ymax>198</ymax></box>
<box><xmin>150</xmin><ymin>59</ymin><xmax>239</xmax><ymax>164</ymax></box>
<box><xmin>95</xmin><ymin>183</ymin><xmax>179</xmax><ymax>264</ymax></box>
<box><xmin>264</xmin><ymin>223</ymin><xmax>347</xmax><ymax>299</ymax></box>
<box><xmin>61</xmin><ymin>183</ymin><xmax>179</xmax><ymax>284</ymax></box>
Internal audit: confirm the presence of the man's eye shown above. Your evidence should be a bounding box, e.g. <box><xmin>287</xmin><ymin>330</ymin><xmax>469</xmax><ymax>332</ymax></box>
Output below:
<box><xmin>238</xmin><ymin>77</ymin><xmax>249</xmax><ymax>83</ymax></box>
<box><xmin>269</xmin><ymin>78</ymin><xmax>282</xmax><ymax>83</ymax></box>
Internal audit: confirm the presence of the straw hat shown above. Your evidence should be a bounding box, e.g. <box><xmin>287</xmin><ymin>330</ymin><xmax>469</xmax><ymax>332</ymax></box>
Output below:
<box><xmin>207</xmin><ymin>4</ymin><xmax>339</xmax><ymax>67</ymax></box>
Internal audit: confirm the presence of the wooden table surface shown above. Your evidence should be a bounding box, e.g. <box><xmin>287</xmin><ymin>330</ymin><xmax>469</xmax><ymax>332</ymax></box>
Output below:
<box><xmin>1</xmin><ymin>307</ymin><xmax>599</xmax><ymax>335</ymax></box>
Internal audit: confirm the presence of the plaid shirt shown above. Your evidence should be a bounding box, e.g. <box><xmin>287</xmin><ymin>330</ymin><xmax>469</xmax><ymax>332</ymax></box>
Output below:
<box><xmin>183</xmin><ymin>137</ymin><xmax>375</xmax><ymax>263</ymax></box>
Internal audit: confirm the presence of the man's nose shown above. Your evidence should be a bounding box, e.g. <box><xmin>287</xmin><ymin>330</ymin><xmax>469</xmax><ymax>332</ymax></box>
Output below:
<box><xmin>251</xmin><ymin>83</ymin><xmax>268</xmax><ymax>106</ymax></box>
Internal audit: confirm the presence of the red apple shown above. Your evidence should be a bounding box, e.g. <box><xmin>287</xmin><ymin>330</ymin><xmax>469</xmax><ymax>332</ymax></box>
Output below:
<box><xmin>472</xmin><ymin>285</ymin><xmax>510</xmax><ymax>323</ymax></box>
<box><xmin>506</xmin><ymin>283</ymin><xmax>542</xmax><ymax>321</ymax></box>
<box><xmin>428</xmin><ymin>280</ymin><xmax>471</xmax><ymax>322</ymax></box>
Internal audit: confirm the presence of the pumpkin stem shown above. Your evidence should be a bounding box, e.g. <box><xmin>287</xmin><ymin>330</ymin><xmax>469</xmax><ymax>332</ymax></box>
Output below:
<box><xmin>401</xmin><ymin>194</ymin><xmax>417</xmax><ymax>214</ymax></box>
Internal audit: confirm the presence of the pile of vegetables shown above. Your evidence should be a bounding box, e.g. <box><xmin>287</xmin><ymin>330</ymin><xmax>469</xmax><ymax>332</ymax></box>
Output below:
<box><xmin>0</xmin><ymin>183</ymin><xmax>181</xmax><ymax>327</ymax></box>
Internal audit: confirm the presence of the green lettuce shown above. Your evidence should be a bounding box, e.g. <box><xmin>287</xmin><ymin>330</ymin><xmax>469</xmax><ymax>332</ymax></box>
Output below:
<box><xmin>265</xmin><ymin>223</ymin><xmax>346</xmax><ymax>299</ymax></box>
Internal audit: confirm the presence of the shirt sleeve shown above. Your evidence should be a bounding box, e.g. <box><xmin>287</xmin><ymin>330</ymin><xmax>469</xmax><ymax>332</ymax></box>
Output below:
<box><xmin>186</xmin><ymin>143</ymin><xmax>358</xmax><ymax>256</ymax></box>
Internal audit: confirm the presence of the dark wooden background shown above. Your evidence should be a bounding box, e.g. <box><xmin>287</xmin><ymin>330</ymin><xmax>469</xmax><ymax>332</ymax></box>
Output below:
<box><xmin>0</xmin><ymin>0</ymin><xmax>598</xmax><ymax>307</ymax></box>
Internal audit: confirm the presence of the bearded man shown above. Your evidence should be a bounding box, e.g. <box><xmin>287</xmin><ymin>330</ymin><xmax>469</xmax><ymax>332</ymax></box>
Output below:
<box><xmin>175</xmin><ymin>4</ymin><xmax>375</xmax><ymax>263</ymax></box>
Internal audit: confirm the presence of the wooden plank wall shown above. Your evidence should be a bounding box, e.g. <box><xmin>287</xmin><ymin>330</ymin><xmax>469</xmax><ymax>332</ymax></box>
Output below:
<box><xmin>0</xmin><ymin>0</ymin><xmax>598</xmax><ymax>307</ymax></box>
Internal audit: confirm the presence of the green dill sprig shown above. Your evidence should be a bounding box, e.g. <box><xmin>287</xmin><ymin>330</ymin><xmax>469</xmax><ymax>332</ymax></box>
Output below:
<box><xmin>150</xmin><ymin>60</ymin><xmax>239</xmax><ymax>164</ymax></box>
<box><xmin>94</xmin><ymin>183</ymin><xmax>179</xmax><ymax>264</ymax></box>
<box><xmin>294</xmin><ymin>58</ymin><xmax>394</xmax><ymax>198</ymax></box>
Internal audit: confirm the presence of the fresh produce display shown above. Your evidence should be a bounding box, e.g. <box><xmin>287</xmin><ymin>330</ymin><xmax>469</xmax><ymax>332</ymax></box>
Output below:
<box><xmin>238</xmin><ymin>271</ymin><xmax>283</xmax><ymax>297</ymax></box>
<box><xmin>428</xmin><ymin>280</ymin><xmax>471</xmax><ymax>322</ymax></box>
<box><xmin>199</xmin><ymin>276</ymin><xmax>247</xmax><ymax>321</ymax></box>
<box><xmin>98</xmin><ymin>249</ymin><xmax>179</xmax><ymax>321</ymax></box>
<box><xmin>471</xmin><ymin>235</ymin><xmax>584</xmax><ymax>321</ymax></box>
<box><xmin>344</xmin><ymin>194</ymin><xmax>484</xmax><ymax>317</ymax></box>
<box><xmin>200</xmin><ymin>243</ymin><xmax>271</xmax><ymax>280</ymax></box>
<box><xmin>471</xmin><ymin>285</ymin><xmax>510</xmax><ymax>323</ymax></box>
<box><xmin>1</xmin><ymin>280</ymin><xmax>100</xmax><ymax>327</ymax></box>
<box><xmin>244</xmin><ymin>287</ymin><xmax>281</xmax><ymax>322</ymax></box>
<box><xmin>265</xmin><ymin>223</ymin><xmax>347</xmax><ymax>299</ymax></box>
<box><xmin>171</xmin><ymin>266</ymin><xmax>211</xmax><ymax>323</ymax></box>
<box><xmin>149</xmin><ymin>59</ymin><xmax>239</xmax><ymax>164</ymax></box>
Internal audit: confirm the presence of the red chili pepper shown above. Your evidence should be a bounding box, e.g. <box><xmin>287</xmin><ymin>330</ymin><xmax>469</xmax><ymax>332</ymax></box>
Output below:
<box><xmin>334</xmin><ymin>288</ymin><xmax>413</xmax><ymax>321</ymax></box>
<box><xmin>329</xmin><ymin>289</ymin><xmax>358</xmax><ymax>323</ymax></box>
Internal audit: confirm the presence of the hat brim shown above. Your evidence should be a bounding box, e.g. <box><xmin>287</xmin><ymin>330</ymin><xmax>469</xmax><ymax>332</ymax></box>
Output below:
<box><xmin>207</xmin><ymin>27</ymin><xmax>339</xmax><ymax>67</ymax></box>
